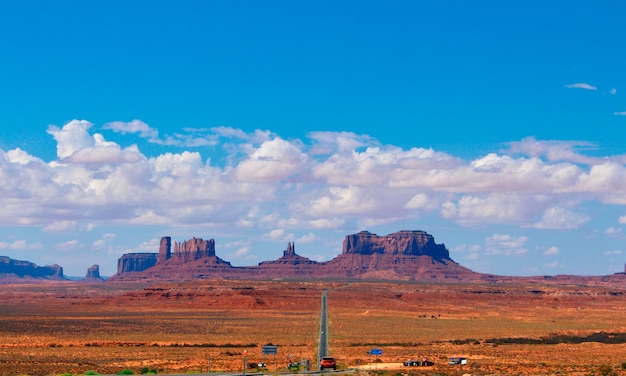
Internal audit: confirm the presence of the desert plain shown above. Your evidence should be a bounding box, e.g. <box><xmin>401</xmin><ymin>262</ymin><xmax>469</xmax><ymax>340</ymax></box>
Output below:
<box><xmin>0</xmin><ymin>278</ymin><xmax>625</xmax><ymax>376</ymax></box>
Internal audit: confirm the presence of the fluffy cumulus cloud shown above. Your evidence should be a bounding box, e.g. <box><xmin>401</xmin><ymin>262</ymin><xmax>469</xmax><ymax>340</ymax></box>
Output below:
<box><xmin>4</xmin><ymin>118</ymin><xmax>626</xmax><ymax>247</ymax></box>
<box><xmin>534</xmin><ymin>207</ymin><xmax>589</xmax><ymax>229</ymax></box>
<box><xmin>235</xmin><ymin>138</ymin><xmax>308</xmax><ymax>182</ymax></box>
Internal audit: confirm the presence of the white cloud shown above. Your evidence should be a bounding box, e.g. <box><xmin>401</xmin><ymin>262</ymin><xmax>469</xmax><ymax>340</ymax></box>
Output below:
<box><xmin>610</xmin><ymin>88</ymin><xmax>617</xmax><ymax>95</ymax></box>
<box><xmin>564</xmin><ymin>83</ymin><xmax>597</xmax><ymax>90</ymax></box>
<box><xmin>46</xmin><ymin>119</ymin><xmax>95</xmax><ymax>159</ymax></box>
<box><xmin>105</xmin><ymin>120</ymin><xmax>228</xmax><ymax>147</ymax></box>
<box><xmin>9</xmin><ymin>119</ymin><xmax>626</xmax><ymax>274</ymax></box>
<box><xmin>440</xmin><ymin>193</ymin><xmax>542</xmax><ymax>226</ymax></box>
<box><xmin>230</xmin><ymin>246</ymin><xmax>256</xmax><ymax>260</ymax></box>
<box><xmin>605</xmin><ymin>227</ymin><xmax>623</xmax><ymax>238</ymax></box>
<box><xmin>263</xmin><ymin>229</ymin><xmax>288</xmax><ymax>240</ymax></box>
<box><xmin>0</xmin><ymin>240</ymin><xmax>43</xmax><ymax>250</ymax></box>
<box><xmin>506</xmin><ymin>137</ymin><xmax>598</xmax><ymax>164</ymax></box>
<box><xmin>614</xmin><ymin>111</ymin><xmax>626</xmax><ymax>116</ymax></box>
<box><xmin>56</xmin><ymin>239</ymin><xmax>81</xmax><ymax>251</ymax></box>
<box><xmin>309</xmin><ymin>131</ymin><xmax>374</xmax><ymax>154</ymax></box>
<box><xmin>91</xmin><ymin>239</ymin><xmax>106</xmax><ymax>248</ymax></box>
<box><xmin>485</xmin><ymin>234</ymin><xmax>528</xmax><ymax>256</ymax></box>
<box><xmin>307</xmin><ymin>218</ymin><xmax>346</xmax><ymax>229</ymax></box>
<box><xmin>103</xmin><ymin>233</ymin><xmax>117</xmax><ymax>241</ymax></box>
<box><xmin>405</xmin><ymin>193</ymin><xmax>429</xmax><ymax>209</ymax></box>
<box><xmin>104</xmin><ymin>120</ymin><xmax>160</xmax><ymax>141</ymax></box>
<box><xmin>43</xmin><ymin>221</ymin><xmax>77</xmax><ymax>232</ymax></box>
<box><xmin>297</xmin><ymin>233</ymin><xmax>317</xmax><ymax>243</ymax></box>
<box><xmin>92</xmin><ymin>233</ymin><xmax>117</xmax><ymax>248</ymax></box>
<box><xmin>235</xmin><ymin>138</ymin><xmax>308</xmax><ymax>182</ymax></box>
<box><xmin>534</xmin><ymin>207</ymin><xmax>589</xmax><ymax>229</ymax></box>
<box><xmin>136</xmin><ymin>238</ymin><xmax>161</xmax><ymax>252</ymax></box>
<box><xmin>543</xmin><ymin>246</ymin><xmax>559</xmax><ymax>256</ymax></box>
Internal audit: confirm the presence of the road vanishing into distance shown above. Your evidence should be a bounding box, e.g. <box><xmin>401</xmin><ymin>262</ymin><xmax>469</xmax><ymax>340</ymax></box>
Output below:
<box><xmin>318</xmin><ymin>290</ymin><xmax>329</xmax><ymax>362</ymax></box>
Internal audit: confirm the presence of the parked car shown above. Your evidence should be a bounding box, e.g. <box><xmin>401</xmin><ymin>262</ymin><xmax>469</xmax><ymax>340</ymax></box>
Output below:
<box><xmin>404</xmin><ymin>358</ymin><xmax>434</xmax><ymax>366</ymax></box>
<box><xmin>448</xmin><ymin>357</ymin><xmax>467</xmax><ymax>365</ymax></box>
<box><xmin>319</xmin><ymin>356</ymin><xmax>337</xmax><ymax>370</ymax></box>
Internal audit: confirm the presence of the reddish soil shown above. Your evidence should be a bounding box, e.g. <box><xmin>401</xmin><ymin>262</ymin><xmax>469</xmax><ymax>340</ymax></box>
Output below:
<box><xmin>0</xmin><ymin>279</ymin><xmax>625</xmax><ymax>376</ymax></box>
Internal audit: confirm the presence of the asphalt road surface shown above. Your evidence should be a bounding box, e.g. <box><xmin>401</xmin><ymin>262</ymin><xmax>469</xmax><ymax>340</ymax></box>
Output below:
<box><xmin>318</xmin><ymin>290</ymin><xmax>329</xmax><ymax>362</ymax></box>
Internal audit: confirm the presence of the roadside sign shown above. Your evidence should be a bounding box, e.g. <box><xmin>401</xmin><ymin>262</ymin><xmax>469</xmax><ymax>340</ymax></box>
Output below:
<box><xmin>370</xmin><ymin>348</ymin><xmax>382</xmax><ymax>355</ymax></box>
<box><xmin>262</xmin><ymin>345</ymin><xmax>278</xmax><ymax>355</ymax></box>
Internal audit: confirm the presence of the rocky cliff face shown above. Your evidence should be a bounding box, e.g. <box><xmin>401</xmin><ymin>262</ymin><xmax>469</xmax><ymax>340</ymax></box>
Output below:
<box><xmin>0</xmin><ymin>256</ymin><xmax>64</xmax><ymax>280</ymax></box>
<box><xmin>110</xmin><ymin>230</ymin><xmax>476</xmax><ymax>282</ymax></box>
<box><xmin>110</xmin><ymin>237</ymin><xmax>231</xmax><ymax>281</ymax></box>
<box><xmin>157</xmin><ymin>236</ymin><xmax>216</xmax><ymax>262</ymax></box>
<box><xmin>342</xmin><ymin>230</ymin><xmax>450</xmax><ymax>260</ymax></box>
<box><xmin>117</xmin><ymin>237</ymin><xmax>218</xmax><ymax>275</ymax></box>
<box><xmin>322</xmin><ymin>230</ymin><xmax>470</xmax><ymax>280</ymax></box>
<box><xmin>117</xmin><ymin>253</ymin><xmax>158</xmax><ymax>274</ymax></box>
<box><xmin>172</xmin><ymin>237</ymin><xmax>216</xmax><ymax>261</ymax></box>
<box><xmin>84</xmin><ymin>264</ymin><xmax>104</xmax><ymax>281</ymax></box>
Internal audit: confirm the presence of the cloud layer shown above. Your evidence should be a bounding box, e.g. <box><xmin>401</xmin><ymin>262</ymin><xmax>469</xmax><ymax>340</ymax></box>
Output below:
<box><xmin>2</xmin><ymin>119</ymin><xmax>626</xmax><ymax>275</ymax></box>
<box><xmin>5</xmin><ymin>120</ymin><xmax>623</xmax><ymax>230</ymax></box>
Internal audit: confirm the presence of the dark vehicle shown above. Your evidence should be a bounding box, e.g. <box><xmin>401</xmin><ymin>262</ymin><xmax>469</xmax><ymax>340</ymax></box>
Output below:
<box><xmin>404</xmin><ymin>359</ymin><xmax>434</xmax><ymax>366</ymax></box>
<box><xmin>248</xmin><ymin>362</ymin><xmax>267</xmax><ymax>370</ymax></box>
<box><xmin>320</xmin><ymin>356</ymin><xmax>337</xmax><ymax>370</ymax></box>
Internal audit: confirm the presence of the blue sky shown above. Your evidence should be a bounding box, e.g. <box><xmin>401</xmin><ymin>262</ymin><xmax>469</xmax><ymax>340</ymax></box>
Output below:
<box><xmin>1</xmin><ymin>1</ymin><xmax>626</xmax><ymax>277</ymax></box>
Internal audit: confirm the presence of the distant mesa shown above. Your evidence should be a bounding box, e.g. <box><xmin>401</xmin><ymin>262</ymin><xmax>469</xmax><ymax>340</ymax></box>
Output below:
<box><xmin>108</xmin><ymin>230</ymin><xmax>475</xmax><ymax>282</ymax></box>
<box><xmin>84</xmin><ymin>264</ymin><xmax>104</xmax><ymax>281</ymax></box>
<box><xmin>0</xmin><ymin>256</ymin><xmax>64</xmax><ymax>281</ymax></box>
<box><xmin>342</xmin><ymin>230</ymin><xmax>450</xmax><ymax>259</ymax></box>
<box><xmin>3</xmin><ymin>230</ymin><xmax>626</xmax><ymax>284</ymax></box>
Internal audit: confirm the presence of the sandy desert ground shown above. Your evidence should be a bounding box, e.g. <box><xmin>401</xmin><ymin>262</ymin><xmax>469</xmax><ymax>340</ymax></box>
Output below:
<box><xmin>0</xmin><ymin>278</ymin><xmax>625</xmax><ymax>376</ymax></box>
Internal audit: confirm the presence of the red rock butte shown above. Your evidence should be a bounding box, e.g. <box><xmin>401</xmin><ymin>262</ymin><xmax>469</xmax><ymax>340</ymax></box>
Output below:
<box><xmin>107</xmin><ymin>230</ymin><xmax>477</xmax><ymax>282</ymax></box>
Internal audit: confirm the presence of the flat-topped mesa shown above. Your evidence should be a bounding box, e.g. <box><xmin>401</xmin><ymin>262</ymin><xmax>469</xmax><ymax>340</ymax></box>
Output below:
<box><xmin>343</xmin><ymin>230</ymin><xmax>450</xmax><ymax>261</ymax></box>
<box><xmin>0</xmin><ymin>256</ymin><xmax>64</xmax><ymax>279</ymax></box>
<box><xmin>117</xmin><ymin>253</ymin><xmax>158</xmax><ymax>274</ymax></box>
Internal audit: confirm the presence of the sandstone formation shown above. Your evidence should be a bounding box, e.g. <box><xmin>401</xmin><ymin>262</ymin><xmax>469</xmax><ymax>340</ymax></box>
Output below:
<box><xmin>256</xmin><ymin>242</ymin><xmax>321</xmax><ymax>278</ymax></box>
<box><xmin>111</xmin><ymin>236</ymin><xmax>234</xmax><ymax>281</ymax></box>
<box><xmin>84</xmin><ymin>264</ymin><xmax>104</xmax><ymax>281</ymax></box>
<box><xmin>117</xmin><ymin>253</ymin><xmax>158</xmax><ymax>274</ymax></box>
<box><xmin>108</xmin><ymin>230</ymin><xmax>477</xmax><ymax>282</ymax></box>
<box><xmin>3</xmin><ymin>229</ymin><xmax>626</xmax><ymax>284</ymax></box>
<box><xmin>0</xmin><ymin>256</ymin><xmax>64</xmax><ymax>280</ymax></box>
<box><xmin>342</xmin><ymin>230</ymin><xmax>449</xmax><ymax>260</ymax></box>
<box><xmin>323</xmin><ymin>230</ymin><xmax>471</xmax><ymax>281</ymax></box>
